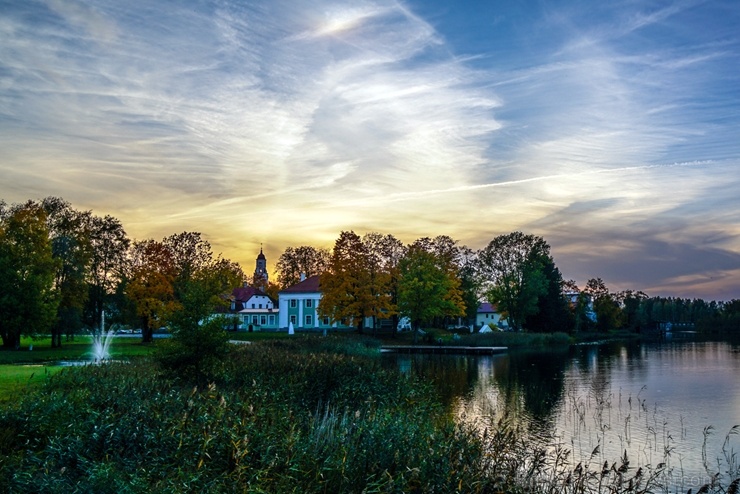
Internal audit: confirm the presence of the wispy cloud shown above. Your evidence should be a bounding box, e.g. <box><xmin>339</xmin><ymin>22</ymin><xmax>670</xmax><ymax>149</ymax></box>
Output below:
<box><xmin>0</xmin><ymin>0</ymin><xmax>738</xmax><ymax>298</ymax></box>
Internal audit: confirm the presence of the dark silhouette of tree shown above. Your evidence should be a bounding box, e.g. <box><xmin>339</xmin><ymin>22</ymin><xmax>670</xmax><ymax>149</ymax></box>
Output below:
<box><xmin>0</xmin><ymin>202</ymin><xmax>59</xmax><ymax>349</ymax></box>
<box><xmin>276</xmin><ymin>245</ymin><xmax>330</xmax><ymax>288</ymax></box>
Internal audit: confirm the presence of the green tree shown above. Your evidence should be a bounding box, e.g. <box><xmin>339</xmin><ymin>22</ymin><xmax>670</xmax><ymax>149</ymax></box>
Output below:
<box><xmin>85</xmin><ymin>214</ymin><xmax>130</xmax><ymax>334</ymax></box>
<box><xmin>0</xmin><ymin>202</ymin><xmax>59</xmax><ymax>349</ymax></box>
<box><xmin>524</xmin><ymin>257</ymin><xmax>572</xmax><ymax>333</ymax></box>
<box><xmin>618</xmin><ymin>290</ymin><xmax>648</xmax><ymax>332</ymax></box>
<box><xmin>398</xmin><ymin>245</ymin><xmax>464</xmax><ymax>343</ymax></box>
<box><xmin>477</xmin><ymin>232</ymin><xmax>550</xmax><ymax>331</ymax></box>
<box><xmin>410</xmin><ymin>236</ymin><xmax>474</xmax><ymax>329</ymax></box>
<box><xmin>41</xmin><ymin>197</ymin><xmax>93</xmax><ymax>347</ymax></box>
<box><xmin>584</xmin><ymin>278</ymin><xmax>622</xmax><ymax>332</ymax></box>
<box><xmin>158</xmin><ymin>254</ymin><xmax>243</xmax><ymax>383</ymax></box>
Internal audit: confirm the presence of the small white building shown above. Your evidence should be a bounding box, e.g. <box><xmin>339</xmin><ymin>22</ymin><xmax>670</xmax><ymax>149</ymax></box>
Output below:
<box><xmin>476</xmin><ymin>302</ymin><xmax>508</xmax><ymax>329</ymax></box>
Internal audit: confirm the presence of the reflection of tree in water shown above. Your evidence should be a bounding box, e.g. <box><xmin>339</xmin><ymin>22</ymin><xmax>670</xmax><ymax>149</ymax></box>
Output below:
<box><xmin>492</xmin><ymin>349</ymin><xmax>569</xmax><ymax>433</ymax></box>
<box><xmin>386</xmin><ymin>354</ymin><xmax>481</xmax><ymax>408</ymax></box>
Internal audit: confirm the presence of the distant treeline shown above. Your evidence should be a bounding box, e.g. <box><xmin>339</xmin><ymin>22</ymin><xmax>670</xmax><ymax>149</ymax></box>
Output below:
<box><xmin>2</xmin><ymin>197</ymin><xmax>739</xmax><ymax>350</ymax></box>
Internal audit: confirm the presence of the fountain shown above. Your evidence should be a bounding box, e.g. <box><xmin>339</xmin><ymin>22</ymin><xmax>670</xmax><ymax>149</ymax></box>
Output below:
<box><xmin>91</xmin><ymin>311</ymin><xmax>114</xmax><ymax>362</ymax></box>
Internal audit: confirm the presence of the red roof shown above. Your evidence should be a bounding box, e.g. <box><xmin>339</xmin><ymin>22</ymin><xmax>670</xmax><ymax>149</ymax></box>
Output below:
<box><xmin>477</xmin><ymin>302</ymin><xmax>498</xmax><ymax>313</ymax></box>
<box><xmin>280</xmin><ymin>275</ymin><xmax>321</xmax><ymax>293</ymax></box>
<box><xmin>232</xmin><ymin>286</ymin><xmax>265</xmax><ymax>302</ymax></box>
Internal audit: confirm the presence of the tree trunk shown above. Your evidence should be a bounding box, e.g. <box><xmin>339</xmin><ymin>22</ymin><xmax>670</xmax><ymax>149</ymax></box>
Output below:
<box><xmin>141</xmin><ymin>317</ymin><xmax>154</xmax><ymax>343</ymax></box>
<box><xmin>1</xmin><ymin>332</ymin><xmax>20</xmax><ymax>350</ymax></box>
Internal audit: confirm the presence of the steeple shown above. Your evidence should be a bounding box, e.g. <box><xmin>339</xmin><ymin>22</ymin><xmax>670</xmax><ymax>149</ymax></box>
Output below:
<box><xmin>254</xmin><ymin>246</ymin><xmax>268</xmax><ymax>289</ymax></box>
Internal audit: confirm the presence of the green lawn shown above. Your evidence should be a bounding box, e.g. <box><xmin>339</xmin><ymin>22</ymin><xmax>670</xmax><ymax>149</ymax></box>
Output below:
<box><xmin>0</xmin><ymin>336</ymin><xmax>157</xmax><ymax>365</ymax></box>
<box><xmin>0</xmin><ymin>364</ymin><xmax>66</xmax><ymax>403</ymax></box>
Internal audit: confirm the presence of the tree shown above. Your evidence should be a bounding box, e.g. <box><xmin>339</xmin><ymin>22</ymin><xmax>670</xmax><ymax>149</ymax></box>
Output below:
<box><xmin>126</xmin><ymin>239</ymin><xmax>179</xmax><ymax>343</ymax></box>
<box><xmin>41</xmin><ymin>197</ymin><xmax>93</xmax><ymax>347</ymax></box>
<box><xmin>362</xmin><ymin>232</ymin><xmax>404</xmax><ymax>333</ymax></box>
<box><xmin>85</xmin><ymin>214</ymin><xmax>130</xmax><ymax>335</ymax></box>
<box><xmin>397</xmin><ymin>245</ymin><xmax>464</xmax><ymax>343</ymax></box>
<box><xmin>318</xmin><ymin>231</ymin><xmax>378</xmax><ymax>333</ymax></box>
<box><xmin>524</xmin><ymin>257</ymin><xmax>572</xmax><ymax>333</ymax></box>
<box><xmin>276</xmin><ymin>246</ymin><xmax>330</xmax><ymax>288</ymax></box>
<box><xmin>584</xmin><ymin>278</ymin><xmax>622</xmax><ymax>332</ymax></box>
<box><xmin>0</xmin><ymin>202</ymin><xmax>59</xmax><ymax>349</ymax></box>
<box><xmin>618</xmin><ymin>290</ymin><xmax>648</xmax><ymax>332</ymax></box>
<box><xmin>408</xmin><ymin>236</ymin><xmax>475</xmax><ymax>329</ymax></box>
<box><xmin>477</xmin><ymin>232</ymin><xmax>551</xmax><ymax>331</ymax></box>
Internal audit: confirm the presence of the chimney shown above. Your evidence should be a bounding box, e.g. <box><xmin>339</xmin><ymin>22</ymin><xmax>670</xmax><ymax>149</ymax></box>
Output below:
<box><xmin>300</xmin><ymin>272</ymin><xmax>306</xmax><ymax>282</ymax></box>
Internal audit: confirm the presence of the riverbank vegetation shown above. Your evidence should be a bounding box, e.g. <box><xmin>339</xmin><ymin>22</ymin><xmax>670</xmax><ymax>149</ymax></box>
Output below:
<box><xmin>7</xmin><ymin>337</ymin><xmax>733</xmax><ymax>493</ymax></box>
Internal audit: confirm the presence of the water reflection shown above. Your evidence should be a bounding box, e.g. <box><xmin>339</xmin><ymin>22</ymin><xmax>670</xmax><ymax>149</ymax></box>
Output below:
<box><xmin>383</xmin><ymin>337</ymin><xmax>740</xmax><ymax>490</ymax></box>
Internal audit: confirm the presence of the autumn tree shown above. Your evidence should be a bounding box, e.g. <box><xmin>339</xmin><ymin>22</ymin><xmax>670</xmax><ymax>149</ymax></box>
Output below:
<box><xmin>0</xmin><ymin>202</ymin><xmax>59</xmax><ymax>349</ymax></box>
<box><xmin>126</xmin><ymin>239</ymin><xmax>178</xmax><ymax>343</ymax></box>
<box><xmin>362</xmin><ymin>232</ymin><xmax>404</xmax><ymax>333</ymax></box>
<box><xmin>276</xmin><ymin>245</ymin><xmax>330</xmax><ymax>288</ymax></box>
<box><xmin>318</xmin><ymin>231</ymin><xmax>379</xmax><ymax>332</ymax></box>
<box><xmin>477</xmin><ymin>232</ymin><xmax>551</xmax><ymax>331</ymax></box>
<box><xmin>397</xmin><ymin>244</ymin><xmax>464</xmax><ymax>343</ymax></box>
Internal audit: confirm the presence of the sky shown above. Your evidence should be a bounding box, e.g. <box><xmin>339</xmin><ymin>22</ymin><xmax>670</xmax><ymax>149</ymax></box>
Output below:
<box><xmin>1</xmin><ymin>0</ymin><xmax>739</xmax><ymax>300</ymax></box>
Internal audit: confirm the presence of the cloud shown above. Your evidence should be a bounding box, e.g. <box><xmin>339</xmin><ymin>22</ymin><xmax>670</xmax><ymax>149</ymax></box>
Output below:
<box><xmin>0</xmin><ymin>0</ymin><xmax>738</xmax><ymax>299</ymax></box>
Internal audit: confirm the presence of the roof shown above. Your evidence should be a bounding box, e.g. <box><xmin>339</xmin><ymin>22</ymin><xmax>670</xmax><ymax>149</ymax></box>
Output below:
<box><xmin>280</xmin><ymin>274</ymin><xmax>321</xmax><ymax>294</ymax></box>
<box><xmin>257</xmin><ymin>248</ymin><xmax>266</xmax><ymax>260</ymax></box>
<box><xmin>232</xmin><ymin>285</ymin><xmax>269</xmax><ymax>302</ymax></box>
<box><xmin>477</xmin><ymin>302</ymin><xmax>498</xmax><ymax>313</ymax></box>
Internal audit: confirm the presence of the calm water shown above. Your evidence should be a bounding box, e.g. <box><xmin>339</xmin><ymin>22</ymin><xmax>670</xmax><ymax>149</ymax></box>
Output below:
<box><xmin>384</xmin><ymin>334</ymin><xmax>740</xmax><ymax>491</ymax></box>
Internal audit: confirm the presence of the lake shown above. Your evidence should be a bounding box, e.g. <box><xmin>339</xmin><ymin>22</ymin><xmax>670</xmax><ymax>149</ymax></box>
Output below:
<box><xmin>384</xmin><ymin>334</ymin><xmax>740</xmax><ymax>492</ymax></box>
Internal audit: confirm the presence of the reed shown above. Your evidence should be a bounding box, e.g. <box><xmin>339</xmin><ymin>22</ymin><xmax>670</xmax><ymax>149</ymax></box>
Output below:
<box><xmin>0</xmin><ymin>337</ymin><xmax>737</xmax><ymax>493</ymax></box>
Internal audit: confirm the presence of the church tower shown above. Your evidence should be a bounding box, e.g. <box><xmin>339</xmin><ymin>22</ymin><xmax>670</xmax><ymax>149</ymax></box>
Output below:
<box><xmin>254</xmin><ymin>246</ymin><xmax>268</xmax><ymax>289</ymax></box>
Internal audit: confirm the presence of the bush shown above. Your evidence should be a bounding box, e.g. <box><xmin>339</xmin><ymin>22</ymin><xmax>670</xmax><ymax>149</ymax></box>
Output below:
<box><xmin>155</xmin><ymin>317</ymin><xmax>231</xmax><ymax>384</ymax></box>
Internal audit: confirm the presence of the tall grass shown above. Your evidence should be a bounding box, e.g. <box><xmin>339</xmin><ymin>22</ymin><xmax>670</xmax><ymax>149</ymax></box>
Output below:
<box><xmin>0</xmin><ymin>336</ymin><xmax>737</xmax><ymax>493</ymax></box>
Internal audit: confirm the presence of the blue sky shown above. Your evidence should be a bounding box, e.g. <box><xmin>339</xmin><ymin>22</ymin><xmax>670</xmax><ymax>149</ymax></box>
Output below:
<box><xmin>1</xmin><ymin>0</ymin><xmax>739</xmax><ymax>299</ymax></box>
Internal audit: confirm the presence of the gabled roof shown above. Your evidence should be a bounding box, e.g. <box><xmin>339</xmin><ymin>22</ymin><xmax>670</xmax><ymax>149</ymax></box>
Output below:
<box><xmin>477</xmin><ymin>302</ymin><xmax>498</xmax><ymax>313</ymax></box>
<box><xmin>280</xmin><ymin>274</ymin><xmax>321</xmax><ymax>294</ymax></box>
<box><xmin>231</xmin><ymin>285</ymin><xmax>273</xmax><ymax>303</ymax></box>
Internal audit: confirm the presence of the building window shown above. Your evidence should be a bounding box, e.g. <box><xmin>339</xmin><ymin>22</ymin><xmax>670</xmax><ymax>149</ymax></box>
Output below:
<box><xmin>251</xmin><ymin>303</ymin><xmax>255</xmax><ymax>309</ymax></box>
<box><xmin>322</xmin><ymin>317</ymin><xmax>330</xmax><ymax>326</ymax></box>
<box><xmin>268</xmin><ymin>315</ymin><xmax>275</xmax><ymax>326</ymax></box>
<box><xmin>259</xmin><ymin>304</ymin><xmax>262</xmax><ymax>309</ymax></box>
<box><xmin>252</xmin><ymin>315</ymin><xmax>258</xmax><ymax>324</ymax></box>
<box><xmin>305</xmin><ymin>315</ymin><xmax>313</xmax><ymax>326</ymax></box>
<box><xmin>290</xmin><ymin>315</ymin><xmax>296</xmax><ymax>325</ymax></box>
<box><xmin>260</xmin><ymin>315</ymin><xmax>266</xmax><ymax>325</ymax></box>
<box><xmin>306</xmin><ymin>299</ymin><xmax>313</xmax><ymax>308</ymax></box>
<box><xmin>290</xmin><ymin>299</ymin><xmax>297</xmax><ymax>308</ymax></box>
